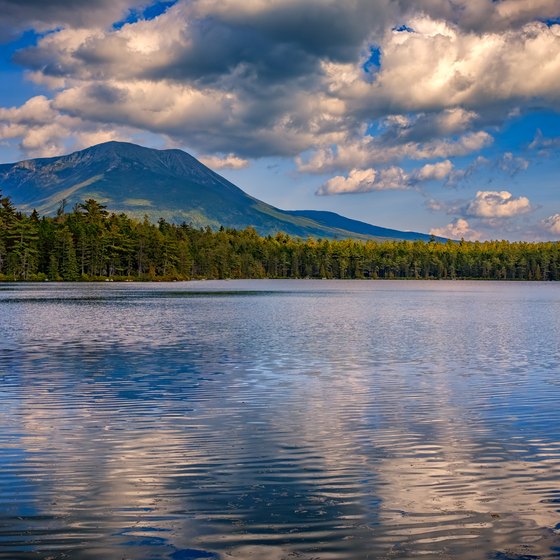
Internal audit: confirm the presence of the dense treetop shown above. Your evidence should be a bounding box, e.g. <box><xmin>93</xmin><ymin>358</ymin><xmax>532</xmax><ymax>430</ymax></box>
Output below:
<box><xmin>1</xmin><ymin>194</ymin><xmax>559</xmax><ymax>281</ymax></box>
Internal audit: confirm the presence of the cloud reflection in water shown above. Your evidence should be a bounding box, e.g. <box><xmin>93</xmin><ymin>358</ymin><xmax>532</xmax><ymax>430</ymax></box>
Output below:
<box><xmin>1</xmin><ymin>280</ymin><xmax>559</xmax><ymax>559</ymax></box>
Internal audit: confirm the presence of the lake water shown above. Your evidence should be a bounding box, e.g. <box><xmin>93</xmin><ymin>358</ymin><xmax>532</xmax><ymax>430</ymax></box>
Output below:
<box><xmin>1</xmin><ymin>280</ymin><xmax>560</xmax><ymax>560</ymax></box>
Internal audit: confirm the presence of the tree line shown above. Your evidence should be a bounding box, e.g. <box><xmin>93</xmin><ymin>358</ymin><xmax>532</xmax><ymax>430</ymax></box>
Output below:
<box><xmin>1</xmin><ymin>194</ymin><xmax>559</xmax><ymax>281</ymax></box>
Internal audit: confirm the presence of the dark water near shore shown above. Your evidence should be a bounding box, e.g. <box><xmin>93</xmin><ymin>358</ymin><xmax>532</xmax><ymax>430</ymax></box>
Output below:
<box><xmin>1</xmin><ymin>280</ymin><xmax>560</xmax><ymax>560</ymax></box>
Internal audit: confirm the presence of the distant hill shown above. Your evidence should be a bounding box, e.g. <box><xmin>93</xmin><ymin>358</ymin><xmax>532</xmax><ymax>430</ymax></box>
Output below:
<box><xmin>0</xmin><ymin>141</ymin><xmax>443</xmax><ymax>241</ymax></box>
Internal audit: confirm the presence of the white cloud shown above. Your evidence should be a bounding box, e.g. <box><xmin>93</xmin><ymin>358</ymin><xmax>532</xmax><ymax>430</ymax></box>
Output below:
<box><xmin>298</xmin><ymin>131</ymin><xmax>492</xmax><ymax>174</ymax></box>
<box><xmin>360</xmin><ymin>18</ymin><xmax>560</xmax><ymax>114</ymax></box>
<box><xmin>436</xmin><ymin>108</ymin><xmax>479</xmax><ymax>134</ymax></box>
<box><xmin>374</xmin><ymin>166</ymin><xmax>410</xmax><ymax>191</ymax></box>
<box><xmin>0</xmin><ymin>95</ymin><xmax>56</xmax><ymax>126</ymax></box>
<box><xmin>415</xmin><ymin>160</ymin><xmax>454</xmax><ymax>181</ymax></box>
<box><xmin>466</xmin><ymin>190</ymin><xmax>532</xmax><ymax>218</ymax></box>
<box><xmin>51</xmin><ymin>79</ymin><xmax>352</xmax><ymax>158</ymax></box>
<box><xmin>0</xmin><ymin>0</ymin><xmax>144</xmax><ymax>38</ymax></box>
<box><xmin>365</xmin><ymin>108</ymin><xmax>480</xmax><ymax>147</ymax></box>
<box><xmin>0</xmin><ymin>95</ymin><xmax>130</xmax><ymax>157</ymax></box>
<box><xmin>317</xmin><ymin>158</ymin><xmax>463</xmax><ymax>195</ymax></box>
<box><xmin>317</xmin><ymin>166</ymin><xmax>410</xmax><ymax>195</ymax></box>
<box><xmin>0</xmin><ymin>0</ymin><xmax>558</xmax><ymax>178</ymax></box>
<box><xmin>404</xmin><ymin>0</ymin><xmax>560</xmax><ymax>33</ymax></box>
<box><xmin>0</xmin><ymin>96</ymin><xmax>76</xmax><ymax>156</ymax></box>
<box><xmin>7</xmin><ymin>1</ymin><xmax>547</xmax><ymax>164</ymax></box>
<box><xmin>430</xmin><ymin>218</ymin><xmax>482</xmax><ymax>241</ymax></box>
<box><xmin>318</xmin><ymin>168</ymin><xmax>376</xmax><ymax>195</ymax></box>
<box><xmin>199</xmin><ymin>154</ymin><xmax>249</xmax><ymax>170</ymax></box>
<box><xmin>541</xmin><ymin>214</ymin><xmax>560</xmax><ymax>235</ymax></box>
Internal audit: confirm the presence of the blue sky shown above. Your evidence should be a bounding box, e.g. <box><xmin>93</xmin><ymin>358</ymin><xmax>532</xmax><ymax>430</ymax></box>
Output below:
<box><xmin>0</xmin><ymin>0</ymin><xmax>559</xmax><ymax>240</ymax></box>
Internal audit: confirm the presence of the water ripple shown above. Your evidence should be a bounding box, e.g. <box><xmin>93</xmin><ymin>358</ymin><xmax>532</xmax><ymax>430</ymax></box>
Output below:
<box><xmin>1</xmin><ymin>280</ymin><xmax>560</xmax><ymax>559</ymax></box>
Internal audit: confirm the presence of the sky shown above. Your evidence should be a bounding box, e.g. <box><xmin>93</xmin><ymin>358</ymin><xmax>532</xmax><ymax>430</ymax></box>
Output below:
<box><xmin>0</xmin><ymin>0</ymin><xmax>559</xmax><ymax>241</ymax></box>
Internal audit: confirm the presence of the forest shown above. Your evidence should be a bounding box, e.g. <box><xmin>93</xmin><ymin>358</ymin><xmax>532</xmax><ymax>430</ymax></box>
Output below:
<box><xmin>1</xmin><ymin>194</ymin><xmax>559</xmax><ymax>281</ymax></box>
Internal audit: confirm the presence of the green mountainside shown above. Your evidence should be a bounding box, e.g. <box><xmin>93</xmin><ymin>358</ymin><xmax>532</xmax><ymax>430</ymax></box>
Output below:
<box><xmin>0</xmin><ymin>141</ymin><xmax>441</xmax><ymax>241</ymax></box>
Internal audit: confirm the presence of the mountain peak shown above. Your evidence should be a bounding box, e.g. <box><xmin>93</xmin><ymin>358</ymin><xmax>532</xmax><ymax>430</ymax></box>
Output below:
<box><xmin>82</xmin><ymin>140</ymin><xmax>174</xmax><ymax>158</ymax></box>
<box><xmin>73</xmin><ymin>141</ymin><xmax>195</xmax><ymax>167</ymax></box>
<box><xmin>82</xmin><ymin>140</ymin><xmax>145</xmax><ymax>155</ymax></box>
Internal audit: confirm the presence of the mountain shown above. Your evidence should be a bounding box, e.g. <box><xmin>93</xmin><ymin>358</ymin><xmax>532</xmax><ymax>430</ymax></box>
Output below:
<box><xmin>0</xmin><ymin>141</ymin><xmax>442</xmax><ymax>241</ymax></box>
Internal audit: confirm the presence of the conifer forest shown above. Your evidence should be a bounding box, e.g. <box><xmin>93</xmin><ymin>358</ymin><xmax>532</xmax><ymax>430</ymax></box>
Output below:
<box><xmin>1</xmin><ymin>194</ymin><xmax>559</xmax><ymax>282</ymax></box>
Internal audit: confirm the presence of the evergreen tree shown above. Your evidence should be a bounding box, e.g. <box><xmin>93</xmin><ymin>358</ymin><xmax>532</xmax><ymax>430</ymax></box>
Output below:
<box><xmin>56</xmin><ymin>226</ymin><xmax>79</xmax><ymax>281</ymax></box>
<box><xmin>0</xmin><ymin>196</ymin><xmax>559</xmax><ymax>282</ymax></box>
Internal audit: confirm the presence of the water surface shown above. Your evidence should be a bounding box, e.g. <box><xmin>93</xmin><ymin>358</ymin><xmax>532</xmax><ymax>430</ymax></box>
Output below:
<box><xmin>1</xmin><ymin>280</ymin><xmax>560</xmax><ymax>559</ymax></box>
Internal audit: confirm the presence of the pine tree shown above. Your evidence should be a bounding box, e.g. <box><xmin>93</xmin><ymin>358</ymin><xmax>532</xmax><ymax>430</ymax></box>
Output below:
<box><xmin>56</xmin><ymin>226</ymin><xmax>79</xmax><ymax>281</ymax></box>
<box><xmin>7</xmin><ymin>215</ymin><xmax>39</xmax><ymax>280</ymax></box>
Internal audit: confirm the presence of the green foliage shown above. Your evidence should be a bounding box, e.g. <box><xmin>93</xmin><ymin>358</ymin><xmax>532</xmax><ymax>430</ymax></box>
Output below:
<box><xmin>0</xmin><ymin>194</ymin><xmax>559</xmax><ymax>281</ymax></box>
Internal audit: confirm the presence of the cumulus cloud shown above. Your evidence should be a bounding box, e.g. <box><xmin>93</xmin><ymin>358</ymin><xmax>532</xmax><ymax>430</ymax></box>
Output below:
<box><xmin>9</xmin><ymin>0</ymin><xmax>364</xmax><ymax>158</ymax></box>
<box><xmin>318</xmin><ymin>168</ymin><xmax>377</xmax><ymax>195</ymax></box>
<box><xmin>5</xmin><ymin>0</ymin><xmax>552</xmax><ymax>42</ymax></box>
<box><xmin>317</xmin><ymin>160</ymin><xmax>459</xmax><ymax>195</ymax></box>
<box><xmin>0</xmin><ymin>0</ymin><xmax>146</xmax><ymax>38</ymax></box>
<box><xmin>49</xmin><ymin>78</ymin><xmax>353</xmax><ymax>157</ymax></box>
<box><xmin>0</xmin><ymin>96</ymin><xmax>78</xmax><ymax>156</ymax></box>
<box><xmin>0</xmin><ymin>95</ymin><xmax>129</xmax><ymax>157</ymax></box>
<box><xmin>15</xmin><ymin>1</ymin><xmax>395</xmax><ymax>85</ymax></box>
<box><xmin>414</xmin><ymin>160</ymin><xmax>454</xmax><ymax>181</ymax></box>
<box><xmin>298</xmin><ymin>131</ymin><xmax>492</xmax><ymax>174</ymax></box>
<box><xmin>320</xmin><ymin>17</ymin><xmax>560</xmax><ymax>121</ymax></box>
<box><xmin>541</xmin><ymin>214</ymin><xmax>560</xmax><ymax>236</ymax></box>
<box><xmin>0</xmin><ymin>95</ymin><xmax>55</xmax><ymax>127</ymax></box>
<box><xmin>429</xmin><ymin>218</ymin><xmax>482</xmax><ymax>241</ymax></box>
<box><xmin>1</xmin><ymin>0</ymin><xmax>559</xmax><ymax>174</ymax></box>
<box><xmin>411</xmin><ymin>0</ymin><xmax>560</xmax><ymax>33</ymax></box>
<box><xmin>198</xmin><ymin>154</ymin><xmax>249</xmax><ymax>170</ymax></box>
<box><xmin>465</xmin><ymin>190</ymin><xmax>532</xmax><ymax>218</ymax></box>
<box><xmin>426</xmin><ymin>192</ymin><xmax>544</xmax><ymax>240</ymax></box>
<box><xmin>372</xmin><ymin>108</ymin><xmax>479</xmax><ymax>145</ymax></box>
<box><xmin>317</xmin><ymin>167</ymin><xmax>412</xmax><ymax>196</ymax></box>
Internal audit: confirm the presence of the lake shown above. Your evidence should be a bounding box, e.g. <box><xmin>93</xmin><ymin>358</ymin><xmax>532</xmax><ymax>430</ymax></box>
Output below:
<box><xmin>1</xmin><ymin>280</ymin><xmax>560</xmax><ymax>560</ymax></box>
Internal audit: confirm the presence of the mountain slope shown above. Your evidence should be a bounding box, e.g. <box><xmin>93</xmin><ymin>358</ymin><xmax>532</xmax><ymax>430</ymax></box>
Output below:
<box><xmin>285</xmin><ymin>210</ymin><xmax>440</xmax><ymax>242</ymax></box>
<box><xmin>0</xmin><ymin>142</ymin><xmax>442</xmax><ymax>241</ymax></box>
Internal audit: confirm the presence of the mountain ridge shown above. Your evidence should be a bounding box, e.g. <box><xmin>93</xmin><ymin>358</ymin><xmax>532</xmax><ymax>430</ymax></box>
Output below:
<box><xmin>0</xmin><ymin>141</ymin><xmax>444</xmax><ymax>242</ymax></box>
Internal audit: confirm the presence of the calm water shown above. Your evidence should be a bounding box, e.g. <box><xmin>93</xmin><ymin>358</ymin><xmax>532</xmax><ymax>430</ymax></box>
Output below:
<box><xmin>1</xmin><ymin>280</ymin><xmax>560</xmax><ymax>560</ymax></box>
